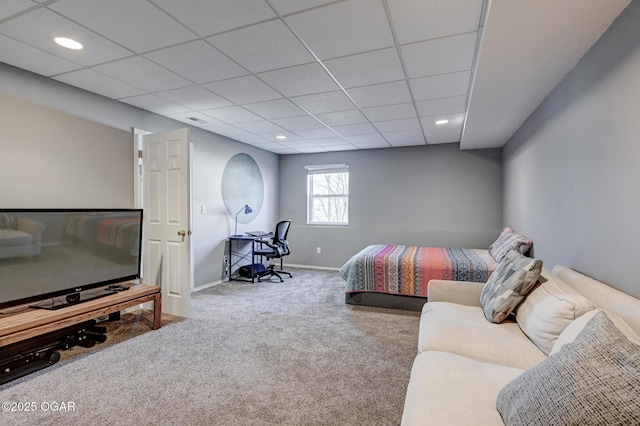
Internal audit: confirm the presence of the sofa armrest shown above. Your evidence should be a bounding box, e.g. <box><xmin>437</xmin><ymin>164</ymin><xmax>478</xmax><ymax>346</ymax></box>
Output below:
<box><xmin>427</xmin><ymin>280</ymin><xmax>485</xmax><ymax>307</ymax></box>
<box><xmin>16</xmin><ymin>217</ymin><xmax>45</xmax><ymax>243</ymax></box>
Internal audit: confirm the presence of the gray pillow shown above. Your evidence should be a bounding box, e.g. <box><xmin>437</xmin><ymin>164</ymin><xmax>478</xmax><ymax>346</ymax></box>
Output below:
<box><xmin>497</xmin><ymin>311</ymin><xmax>640</xmax><ymax>426</ymax></box>
<box><xmin>480</xmin><ymin>250</ymin><xmax>542</xmax><ymax>323</ymax></box>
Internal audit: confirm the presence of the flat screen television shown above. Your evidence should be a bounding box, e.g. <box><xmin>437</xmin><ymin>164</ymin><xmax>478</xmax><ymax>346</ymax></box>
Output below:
<box><xmin>0</xmin><ymin>209</ymin><xmax>143</xmax><ymax>311</ymax></box>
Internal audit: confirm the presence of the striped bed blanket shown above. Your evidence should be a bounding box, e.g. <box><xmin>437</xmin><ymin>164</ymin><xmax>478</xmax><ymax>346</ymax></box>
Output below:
<box><xmin>65</xmin><ymin>213</ymin><xmax>141</xmax><ymax>255</ymax></box>
<box><xmin>340</xmin><ymin>244</ymin><xmax>498</xmax><ymax>298</ymax></box>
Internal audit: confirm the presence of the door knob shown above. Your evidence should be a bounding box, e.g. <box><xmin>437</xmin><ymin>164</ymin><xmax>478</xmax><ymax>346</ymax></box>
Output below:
<box><xmin>178</xmin><ymin>230</ymin><xmax>186</xmax><ymax>237</ymax></box>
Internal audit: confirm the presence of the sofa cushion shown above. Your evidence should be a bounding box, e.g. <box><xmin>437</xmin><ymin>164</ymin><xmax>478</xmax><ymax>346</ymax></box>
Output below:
<box><xmin>0</xmin><ymin>229</ymin><xmax>34</xmax><ymax>247</ymax></box>
<box><xmin>516</xmin><ymin>271</ymin><xmax>596</xmax><ymax>355</ymax></box>
<box><xmin>480</xmin><ymin>251</ymin><xmax>542</xmax><ymax>323</ymax></box>
<box><xmin>497</xmin><ymin>311</ymin><xmax>640</xmax><ymax>426</ymax></box>
<box><xmin>402</xmin><ymin>351</ymin><xmax>524</xmax><ymax>426</ymax></box>
<box><xmin>551</xmin><ymin>309</ymin><xmax>640</xmax><ymax>355</ymax></box>
<box><xmin>418</xmin><ymin>301</ymin><xmax>547</xmax><ymax>369</ymax></box>
<box><xmin>0</xmin><ymin>214</ymin><xmax>16</xmax><ymax>229</ymax></box>
<box><xmin>489</xmin><ymin>227</ymin><xmax>533</xmax><ymax>262</ymax></box>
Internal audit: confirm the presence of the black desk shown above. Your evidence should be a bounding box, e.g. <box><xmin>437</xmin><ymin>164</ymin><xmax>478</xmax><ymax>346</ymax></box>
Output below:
<box><xmin>227</xmin><ymin>235</ymin><xmax>260</xmax><ymax>282</ymax></box>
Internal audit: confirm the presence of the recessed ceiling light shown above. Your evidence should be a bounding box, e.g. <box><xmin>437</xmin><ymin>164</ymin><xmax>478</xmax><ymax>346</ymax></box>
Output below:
<box><xmin>54</xmin><ymin>37</ymin><xmax>83</xmax><ymax>50</ymax></box>
<box><xmin>435</xmin><ymin>119</ymin><xmax>449</xmax><ymax>125</ymax></box>
<box><xmin>276</xmin><ymin>135</ymin><xmax>287</xmax><ymax>140</ymax></box>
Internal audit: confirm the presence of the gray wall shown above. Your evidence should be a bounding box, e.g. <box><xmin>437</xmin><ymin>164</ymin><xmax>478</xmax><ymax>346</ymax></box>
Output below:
<box><xmin>503</xmin><ymin>1</ymin><xmax>640</xmax><ymax>297</ymax></box>
<box><xmin>0</xmin><ymin>64</ymin><xmax>280</xmax><ymax>290</ymax></box>
<box><xmin>280</xmin><ymin>144</ymin><xmax>503</xmax><ymax>268</ymax></box>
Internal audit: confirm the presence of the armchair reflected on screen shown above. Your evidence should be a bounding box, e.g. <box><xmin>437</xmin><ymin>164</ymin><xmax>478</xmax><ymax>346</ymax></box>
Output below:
<box><xmin>253</xmin><ymin>220</ymin><xmax>292</xmax><ymax>282</ymax></box>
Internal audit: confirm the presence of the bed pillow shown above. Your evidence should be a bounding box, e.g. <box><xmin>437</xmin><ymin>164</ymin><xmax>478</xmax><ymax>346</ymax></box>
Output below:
<box><xmin>515</xmin><ymin>272</ymin><xmax>596</xmax><ymax>355</ymax></box>
<box><xmin>480</xmin><ymin>250</ymin><xmax>542</xmax><ymax>323</ymax></box>
<box><xmin>489</xmin><ymin>227</ymin><xmax>533</xmax><ymax>262</ymax></box>
<box><xmin>497</xmin><ymin>311</ymin><xmax>640</xmax><ymax>426</ymax></box>
<box><xmin>551</xmin><ymin>309</ymin><xmax>640</xmax><ymax>355</ymax></box>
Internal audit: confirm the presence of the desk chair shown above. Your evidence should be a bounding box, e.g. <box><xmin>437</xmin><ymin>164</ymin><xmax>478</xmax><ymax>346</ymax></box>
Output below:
<box><xmin>253</xmin><ymin>220</ymin><xmax>292</xmax><ymax>282</ymax></box>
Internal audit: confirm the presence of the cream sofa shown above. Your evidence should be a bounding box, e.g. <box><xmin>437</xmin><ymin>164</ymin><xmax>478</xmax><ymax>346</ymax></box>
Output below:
<box><xmin>401</xmin><ymin>265</ymin><xmax>640</xmax><ymax>425</ymax></box>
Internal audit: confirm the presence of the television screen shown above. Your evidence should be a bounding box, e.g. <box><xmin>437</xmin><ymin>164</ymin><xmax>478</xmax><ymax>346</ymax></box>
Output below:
<box><xmin>0</xmin><ymin>209</ymin><xmax>143</xmax><ymax>310</ymax></box>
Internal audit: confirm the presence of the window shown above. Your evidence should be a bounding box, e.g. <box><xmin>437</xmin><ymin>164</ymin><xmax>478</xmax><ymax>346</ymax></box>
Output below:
<box><xmin>306</xmin><ymin>164</ymin><xmax>349</xmax><ymax>225</ymax></box>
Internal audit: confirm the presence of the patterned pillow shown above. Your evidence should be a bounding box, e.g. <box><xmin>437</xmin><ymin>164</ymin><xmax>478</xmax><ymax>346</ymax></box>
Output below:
<box><xmin>0</xmin><ymin>214</ymin><xmax>17</xmax><ymax>229</ymax></box>
<box><xmin>489</xmin><ymin>227</ymin><xmax>533</xmax><ymax>262</ymax></box>
<box><xmin>480</xmin><ymin>250</ymin><xmax>542</xmax><ymax>323</ymax></box>
<box><xmin>497</xmin><ymin>311</ymin><xmax>640</xmax><ymax>426</ymax></box>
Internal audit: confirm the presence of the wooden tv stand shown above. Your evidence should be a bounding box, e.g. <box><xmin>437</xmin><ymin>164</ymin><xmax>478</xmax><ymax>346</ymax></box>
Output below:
<box><xmin>0</xmin><ymin>284</ymin><xmax>161</xmax><ymax>347</ymax></box>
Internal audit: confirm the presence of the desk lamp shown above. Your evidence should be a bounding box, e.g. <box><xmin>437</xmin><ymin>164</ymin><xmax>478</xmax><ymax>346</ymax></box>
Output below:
<box><xmin>233</xmin><ymin>204</ymin><xmax>252</xmax><ymax>236</ymax></box>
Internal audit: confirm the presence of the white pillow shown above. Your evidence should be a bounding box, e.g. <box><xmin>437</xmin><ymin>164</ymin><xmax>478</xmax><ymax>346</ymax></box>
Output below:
<box><xmin>516</xmin><ymin>273</ymin><xmax>595</xmax><ymax>355</ymax></box>
<box><xmin>551</xmin><ymin>309</ymin><xmax>640</xmax><ymax>355</ymax></box>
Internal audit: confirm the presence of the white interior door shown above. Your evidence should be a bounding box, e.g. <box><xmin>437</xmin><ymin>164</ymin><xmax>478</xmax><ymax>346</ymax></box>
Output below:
<box><xmin>142</xmin><ymin>128</ymin><xmax>192</xmax><ymax>318</ymax></box>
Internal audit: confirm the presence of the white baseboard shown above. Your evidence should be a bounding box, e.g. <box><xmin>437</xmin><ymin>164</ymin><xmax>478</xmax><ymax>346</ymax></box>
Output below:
<box><xmin>192</xmin><ymin>279</ymin><xmax>225</xmax><ymax>293</ymax></box>
<box><xmin>282</xmin><ymin>263</ymin><xmax>340</xmax><ymax>271</ymax></box>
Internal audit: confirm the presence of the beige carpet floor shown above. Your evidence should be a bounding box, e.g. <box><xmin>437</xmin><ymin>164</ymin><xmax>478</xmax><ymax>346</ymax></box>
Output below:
<box><xmin>0</xmin><ymin>268</ymin><xmax>420</xmax><ymax>426</ymax></box>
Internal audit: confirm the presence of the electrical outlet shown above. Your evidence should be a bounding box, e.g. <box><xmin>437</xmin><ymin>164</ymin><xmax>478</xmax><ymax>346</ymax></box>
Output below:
<box><xmin>316</xmin><ymin>247</ymin><xmax>321</xmax><ymax>254</ymax></box>
<box><xmin>201</xmin><ymin>205</ymin><xmax>206</xmax><ymax>214</ymax></box>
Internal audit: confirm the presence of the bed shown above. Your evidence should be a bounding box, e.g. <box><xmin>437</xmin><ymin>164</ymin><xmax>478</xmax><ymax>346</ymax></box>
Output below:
<box><xmin>65</xmin><ymin>213</ymin><xmax>141</xmax><ymax>256</ymax></box>
<box><xmin>340</xmin><ymin>227</ymin><xmax>533</xmax><ymax>310</ymax></box>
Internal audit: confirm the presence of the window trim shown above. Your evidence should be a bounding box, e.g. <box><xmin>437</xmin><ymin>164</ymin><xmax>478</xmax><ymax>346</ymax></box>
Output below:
<box><xmin>305</xmin><ymin>164</ymin><xmax>349</xmax><ymax>226</ymax></box>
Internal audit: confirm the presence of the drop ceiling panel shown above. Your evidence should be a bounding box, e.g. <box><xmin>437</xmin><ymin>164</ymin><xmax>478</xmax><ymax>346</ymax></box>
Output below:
<box><xmin>284</xmin><ymin>0</ymin><xmax>395</xmax><ymax>60</ymax></box>
<box><xmin>290</xmin><ymin>91</ymin><xmax>356</xmax><ymax>115</ymax></box>
<box><xmin>361</xmin><ymin>103</ymin><xmax>418</xmax><ymax>122</ymax></box>
<box><xmin>347</xmin><ymin>80</ymin><xmax>412</xmax><ymax>108</ymax></box>
<box><xmin>49</xmin><ymin>0</ymin><xmax>197</xmax><ymax>54</ymax></box>
<box><xmin>258</xmin><ymin>63</ymin><xmax>340</xmax><ymax>97</ymax></box>
<box><xmin>54</xmin><ymin>68</ymin><xmax>146</xmax><ymax>99</ymax></box>
<box><xmin>271</xmin><ymin>115</ymin><xmax>325</xmax><ymax>131</ymax></box>
<box><xmin>233</xmin><ymin>119</ymin><xmax>286</xmax><ymax>134</ymax></box>
<box><xmin>157</xmin><ymin>86</ymin><xmax>234</xmax><ymax>111</ymax></box>
<box><xmin>331</xmin><ymin>123</ymin><xmax>377</xmax><ymax>136</ymax></box>
<box><xmin>150</xmin><ymin>0</ymin><xmax>277</xmax><ymax>37</ymax></box>
<box><xmin>268</xmin><ymin>0</ymin><xmax>339</xmax><ymax>16</ymax></box>
<box><xmin>374</xmin><ymin>118</ymin><xmax>421</xmax><ymax>133</ymax></box>
<box><xmin>200</xmin><ymin>106</ymin><xmax>263</xmax><ymax>124</ymax></box>
<box><xmin>409</xmin><ymin>71</ymin><xmax>471</xmax><ymax>101</ymax></box>
<box><xmin>204</xmin><ymin>75</ymin><xmax>282</xmax><ymax>104</ymax></box>
<box><xmin>144</xmin><ymin>40</ymin><xmax>248</xmax><ymax>85</ymax></box>
<box><xmin>0</xmin><ymin>8</ymin><xmax>132</xmax><ymax>66</ymax></box>
<box><xmin>324</xmin><ymin>47</ymin><xmax>405</xmax><ymax>88</ymax></box>
<box><xmin>383</xmin><ymin>129</ymin><xmax>426</xmax><ymax>146</ymax></box>
<box><xmin>208</xmin><ymin>19</ymin><xmax>314</xmax><ymax>73</ymax></box>
<box><xmin>416</xmin><ymin>96</ymin><xmax>467</xmax><ymax>117</ymax></box>
<box><xmin>314</xmin><ymin>109</ymin><xmax>368</xmax><ymax>126</ymax></box>
<box><xmin>120</xmin><ymin>94</ymin><xmax>191</xmax><ymax>115</ymax></box>
<box><xmin>387</xmin><ymin>0</ymin><xmax>484</xmax><ymax>44</ymax></box>
<box><xmin>422</xmin><ymin>112</ymin><xmax>464</xmax><ymax>144</ymax></box>
<box><xmin>293</xmin><ymin>127</ymin><xmax>339</xmax><ymax>139</ymax></box>
<box><xmin>0</xmin><ymin>0</ymin><xmax>38</xmax><ymax>20</ymax></box>
<box><xmin>242</xmin><ymin>99</ymin><xmax>306</xmax><ymax>120</ymax></box>
<box><xmin>401</xmin><ymin>32</ymin><xmax>477</xmax><ymax>78</ymax></box>
<box><xmin>93</xmin><ymin>56</ymin><xmax>192</xmax><ymax>92</ymax></box>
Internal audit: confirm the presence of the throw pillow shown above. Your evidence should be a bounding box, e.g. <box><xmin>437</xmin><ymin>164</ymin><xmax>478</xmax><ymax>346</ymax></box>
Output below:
<box><xmin>480</xmin><ymin>250</ymin><xmax>542</xmax><ymax>323</ymax></box>
<box><xmin>0</xmin><ymin>214</ymin><xmax>16</xmax><ymax>229</ymax></box>
<box><xmin>489</xmin><ymin>227</ymin><xmax>533</xmax><ymax>262</ymax></box>
<box><xmin>515</xmin><ymin>271</ymin><xmax>596</xmax><ymax>355</ymax></box>
<box><xmin>497</xmin><ymin>311</ymin><xmax>640</xmax><ymax>426</ymax></box>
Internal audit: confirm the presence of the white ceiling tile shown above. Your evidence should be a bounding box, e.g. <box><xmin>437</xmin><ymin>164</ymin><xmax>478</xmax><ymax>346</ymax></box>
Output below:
<box><xmin>0</xmin><ymin>34</ymin><xmax>81</xmax><ymax>76</ymax></box>
<box><xmin>258</xmin><ymin>131</ymin><xmax>302</xmax><ymax>142</ymax></box>
<box><xmin>421</xmin><ymin>112</ymin><xmax>464</xmax><ymax>144</ymax></box>
<box><xmin>243</xmin><ymin>99</ymin><xmax>306</xmax><ymax>119</ymax></box>
<box><xmin>324</xmin><ymin>144</ymin><xmax>357</xmax><ymax>152</ymax></box>
<box><xmin>204</xmin><ymin>75</ymin><xmax>282</xmax><ymax>104</ymax></box>
<box><xmin>245</xmin><ymin>141</ymin><xmax>288</xmax><ymax>150</ymax></box>
<box><xmin>201</xmin><ymin>123</ymin><xmax>250</xmax><ymax>137</ymax></box>
<box><xmin>373</xmin><ymin>118</ymin><xmax>421</xmax><ymax>133</ymax></box>
<box><xmin>382</xmin><ymin>129</ymin><xmax>426</xmax><ymax>146</ymax></box>
<box><xmin>120</xmin><ymin>94</ymin><xmax>191</xmax><ymax>115</ymax></box>
<box><xmin>285</xmin><ymin>0</ymin><xmax>394</xmax><ymax>59</ymax></box>
<box><xmin>409</xmin><ymin>71</ymin><xmax>471</xmax><ymax>101</ymax></box>
<box><xmin>0</xmin><ymin>0</ymin><xmax>38</xmax><ymax>20</ymax></box>
<box><xmin>233</xmin><ymin>134</ymin><xmax>272</xmax><ymax>145</ymax></box>
<box><xmin>416</xmin><ymin>96</ymin><xmax>467</xmax><ymax>117</ymax></box>
<box><xmin>145</xmin><ymin>40</ymin><xmax>248</xmax><ymax>84</ymax></box>
<box><xmin>297</xmin><ymin>146</ymin><xmax>331</xmax><ymax>153</ymax></box>
<box><xmin>387</xmin><ymin>0</ymin><xmax>484</xmax><ymax>44</ymax></box>
<box><xmin>306</xmin><ymin>137</ymin><xmax>352</xmax><ymax>146</ymax></box>
<box><xmin>347</xmin><ymin>80</ymin><xmax>412</xmax><ymax>108</ymax></box>
<box><xmin>269</xmin><ymin>0</ymin><xmax>338</xmax><ymax>16</ymax></box>
<box><xmin>347</xmin><ymin>133</ymin><xmax>389</xmax><ymax>146</ymax></box>
<box><xmin>324</xmin><ymin>47</ymin><xmax>405</xmax><ymax>88</ymax></box>
<box><xmin>166</xmin><ymin>111</ymin><xmax>220</xmax><ymax>127</ymax></box>
<box><xmin>293</xmin><ymin>127</ymin><xmax>338</xmax><ymax>139</ymax></box>
<box><xmin>271</xmin><ymin>148</ymin><xmax>299</xmax><ymax>155</ymax></box>
<box><xmin>361</xmin><ymin>103</ymin><xmax>418</xmax><ymax>122</ymax></box>
<box><xmin>402</xmin><ymin>32</ymin><xmax>477</xmax><ymax>78</ymax></box>
<box><xmin>54</xmin><ymin>68</ymin><xmax>146</xmax><ymax>99</ymax></box>
<box><xmin>331</xmin><ymin>123</ymin><xmax>377</xmax><ymax>136</ymax></box>
<box><xmin>258</xmin><ymin>63</ymin><xmax>339</xmax><ymax>97</ymax></box>
<box><xmin>351</xmin><ymin>140</ymin><xmax>390</xmax><ymax>149</ymax></box>
<box><xmin>157</xmin><ymin>86</ymin><xmax>234</xmax><ymax>111</ymax></box>
<box><xmin>315</xmin><ymin>109</ymin><xmax>367</xmax><ymax>126</ymax></box>
<box><xmin>93</xmin><ymin>56</ymin><xmax>192</xmax><ymax>92</ymax></box>
<box><xmin>151</xmin><ymin>0</ymin><xmax>276</xmax><ymax>37</ymax></box>
<box><xmin>208</xmin><ymin>19</ymin><xmax>314</xmax><ymax>73</ymax></box>
<box><xmin>0</xmin><ymin>8</ymin><xmax>132</xmax><ymax>66</ymax></box>
<box><xmin>49</xmin><ymin>0</ymin><xmax>197</xmax><ymax>53</ymax></box>
<box><xmin>290</xmin><ymin>91</ymin><xmax>355</xmax><ymax>114</ymax></box>
<box><xmin>272</xmin><ymin>115</ymin><xmax>325</xmax><ymax>131</ymax></box>
<box><xmin>233</xmin><ymin>120</ymin><xmax>286</xmax><ymax>134</ymax></box>
<box><xmin>200</xmin><ymin>106</ymin><xmax>263</xmax><ymax>124</ymax></box>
